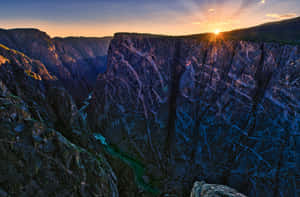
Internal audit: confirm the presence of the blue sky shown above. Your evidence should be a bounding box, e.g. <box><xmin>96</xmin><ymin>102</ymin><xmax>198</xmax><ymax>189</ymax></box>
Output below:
<box><xmin>0</xmin><ymin>0</ymin><xmax>299</xmax><ymax>37</ymax></box>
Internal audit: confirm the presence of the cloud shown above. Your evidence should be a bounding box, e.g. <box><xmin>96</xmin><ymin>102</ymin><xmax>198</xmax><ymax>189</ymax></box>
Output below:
<box><xmin>192</xmin><ymin>22</ymin><xmax>202</xmax><ymax>25</ymax></box>
<box><xmin>208</xmin><ymin>8</ymin><xmax>215</xmax><ymax>12</ymax></box>
<box><xmin>232</xmin><ymin>0</ymin><xmax>262</xmax><ymax>17</ymax></box>
<box><xmin>240</xmin><ymin>0</ymin><xmax>260</xmax><ymax>10</ymax></box>
<box><xmin>266</xmin><ymin>13</ymin><xmax>297</xmax><ymax>20</ymax></box>
<box><xmin>192</xmin><ymin>19</ymin><xmax>240</xmax><ymax>26</ymax></box>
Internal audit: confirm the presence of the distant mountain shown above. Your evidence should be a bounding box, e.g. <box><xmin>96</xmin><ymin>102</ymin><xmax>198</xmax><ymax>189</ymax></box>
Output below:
<box><xmin>223</xmin><ymin>16</ymin><xmax>300</xmax><ymax>43</ymax></box>
<box><xmin>185</xmin><ymin>16</ymin><xmax>300</xmax><ymax>44</ymax></box>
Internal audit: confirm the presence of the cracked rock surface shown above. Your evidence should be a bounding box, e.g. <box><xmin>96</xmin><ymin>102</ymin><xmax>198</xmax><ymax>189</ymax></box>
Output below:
<box><xmin>95</xmin><ymin>33</ymin><xmax>299</xmax><ymax>196</ymax></box>
<box><xmin>0</xmin><ymin>43</ymin><xmax>118</xmax><ymax>197</ymax></box>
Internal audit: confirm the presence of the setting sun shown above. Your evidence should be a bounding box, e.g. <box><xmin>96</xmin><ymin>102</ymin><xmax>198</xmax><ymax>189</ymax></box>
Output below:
<box><xmin>214</xmin><ymin>29</ymin><xmax>220</xmax><ymax>35</ymax></box>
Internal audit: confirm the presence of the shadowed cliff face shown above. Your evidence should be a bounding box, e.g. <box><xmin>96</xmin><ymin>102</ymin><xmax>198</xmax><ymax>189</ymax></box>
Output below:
<box><xmin>0</xmin><ymin>43</ymin><xmax>119</xmax><ymax>196</ymax></box>
<box><xmin>95</xmin><ymin>33</ymin><xmax>299</xmax><ymax>196</ymax></box>
<box><xmin>0</xmin><ymin>32</ymin><xmax>153</xmax><ymax>197</ymax></box>
<box><xmin>0</xmin><ymin>29</ymin><xmax>112</xmax><ymax>102</ymax></box>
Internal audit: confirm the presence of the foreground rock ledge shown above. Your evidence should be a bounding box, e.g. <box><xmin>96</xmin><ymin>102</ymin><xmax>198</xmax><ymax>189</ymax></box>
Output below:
<box><xmin>190</xmin><ymin>181</ymin><xmax>247</xmax><ymax>197</ymax></box>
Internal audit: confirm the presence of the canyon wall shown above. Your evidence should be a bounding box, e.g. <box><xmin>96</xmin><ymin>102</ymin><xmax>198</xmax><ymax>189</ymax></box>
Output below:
<box><xmin>0</xmin><ymin>31</ymin><xmax>154</xmax><ymax>197</ymax></box>
<box><xmin>0</xmin><ymin>44</ymin><xmax>119</xmax><ymax>196</ymax></box>
<box><xmin>0</xmin><ymin>27</ymin><xmax>298</xmax><ymax>196</ymax></box>
<box><xmin>0</xmin><ymin>28</ymin><xmax>112</xmax><ymax>102</ymax></box>
<box><xmin>95</xmin><ymin>33</ymin><xmax>299</xmax><ymax>196</ymax></box>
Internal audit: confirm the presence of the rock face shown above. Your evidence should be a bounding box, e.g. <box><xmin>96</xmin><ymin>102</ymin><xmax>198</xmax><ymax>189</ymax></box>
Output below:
<box><xmin>0</xmin><ymin>31</ymin><xmax>152</xmax><ymax>197</ymax></box>
<box><xmin>0</xmin><ymin>28</ymin><xmax>112</xmax><ymax>102</ymax></box>
<box><xmin>190</xmin><ymin>181</ymin><xmax>246</xmax><ymax>197</ymax></box>
<box><xmin>95</xmin><ymin>33</ymin><xmax>299</xmax><ymax>196</ymax></box>
<box><xmin>0</xmin><ymin>26</ymin><xmax>299</xmax><ymax>196</ymax></box>
<box><xmin>0</xmin><ymin>43</ymin><xmax>118</xmax><ymax>196</ymax></box>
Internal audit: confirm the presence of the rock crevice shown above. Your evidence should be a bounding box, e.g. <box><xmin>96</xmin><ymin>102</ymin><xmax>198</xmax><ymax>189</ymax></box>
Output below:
<box><xmin>95</xmin><ymin>34</ymin><xmax>299</xmax><ymax>196</ymax></box>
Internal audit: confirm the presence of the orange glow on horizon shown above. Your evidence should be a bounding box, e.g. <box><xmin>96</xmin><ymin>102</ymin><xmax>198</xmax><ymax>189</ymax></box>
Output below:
<box><xmin>214</xmin><ymin>29</ymin><xmax>220</xmax><ymax>35</ymax></box>
<box><xmin>0</xmin><ymin>11</ymin><xmax>297</xmax><ymax>38</ymax></box>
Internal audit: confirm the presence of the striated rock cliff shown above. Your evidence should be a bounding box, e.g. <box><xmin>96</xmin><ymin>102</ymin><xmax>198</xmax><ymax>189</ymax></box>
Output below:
<box><xmin>95</xmin><ymin>33</ymin><xmax>299</xmax><ymax>196</ymax></box>
<box><xmin>0</xmin><ymin>43</ymin><xmax>119</xmax><ymax>196</ymax></box>
<box><xmin>0</xmin><ymin>28</ymin><xmax>112</xmax><ymax>102</ymax></box>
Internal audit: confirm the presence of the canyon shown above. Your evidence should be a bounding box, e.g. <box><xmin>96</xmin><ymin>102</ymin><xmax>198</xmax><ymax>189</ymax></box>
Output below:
<box><xmin>0</xmin><ymin>17</ymin><xmax>299</xmax><ymax>197</ymax></box>
<box><xmin>0</xmin><ymin>28</ymin><xmax>111</xmax><ymax>102</ymax></box>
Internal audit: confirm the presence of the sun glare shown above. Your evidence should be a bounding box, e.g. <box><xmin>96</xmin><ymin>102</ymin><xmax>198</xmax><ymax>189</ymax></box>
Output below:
<box><xmin>214</xmin><ymin>29</ymin><xmax>220</xmax><ymax>35</ymax></box>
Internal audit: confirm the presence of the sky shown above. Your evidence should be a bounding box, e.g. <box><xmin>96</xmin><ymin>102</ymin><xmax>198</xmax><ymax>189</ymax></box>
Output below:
<box><xmin>0</xmin><ymin>0</ymin><xmax>299</xmax><ymax>37</ymax></box>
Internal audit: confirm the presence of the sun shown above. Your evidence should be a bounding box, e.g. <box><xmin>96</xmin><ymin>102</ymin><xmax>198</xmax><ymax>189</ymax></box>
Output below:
<box><xmin>214</xmin><ymin>29</ymin><xmax>220</xmax><ymax>35</ymax></box>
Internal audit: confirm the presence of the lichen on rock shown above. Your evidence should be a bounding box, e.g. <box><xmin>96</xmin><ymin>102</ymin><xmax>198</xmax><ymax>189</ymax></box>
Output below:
<box><xmin>190</xmin><ymin>181</ymin><xmax>247</xmax><ymax>197</ymax></box>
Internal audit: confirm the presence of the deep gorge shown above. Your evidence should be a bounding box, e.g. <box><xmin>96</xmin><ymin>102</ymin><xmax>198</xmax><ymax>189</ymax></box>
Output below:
<box><xmin>0</xmin><ymin>25</ymin><xmax>299</xmax><ymax>197</ymax></box>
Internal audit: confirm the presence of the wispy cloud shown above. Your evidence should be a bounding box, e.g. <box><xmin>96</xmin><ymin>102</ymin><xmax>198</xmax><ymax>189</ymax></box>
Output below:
<box><xmin>192</xmin><ymin>19</ymin><xmax>240</xmax><ymax>26</ymax></box>
<box><xmin>233</xmin><ymin>0</ymin><xmax>262</xmax><ymax>17</ymax></box>
<box><xmin>240</xmin><ymin>0</ymin><xmax>261</xmax><ymax>10</ymax></box>
<box><xmin>192</xmin><ymin>22</ymin><xmax>202</xmax><ymax>25</ymax></box>
<box><xmin>266</xmin><ymin>13</ymin><xmax>297</xmax><ymax>20</ymax></box>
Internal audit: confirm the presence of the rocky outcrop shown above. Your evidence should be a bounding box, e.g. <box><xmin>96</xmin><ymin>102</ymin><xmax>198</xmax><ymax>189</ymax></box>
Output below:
<box><xmin>95</xmin><ymin>33</ymin><xmax>299</xmax><ymax>196</ymax></box>
<box><xmin>190</xmin><ymin>181</ymin><xmax>246</xmax><ymax>197</ymax></box>
<box><xmin>0</xmin><ymin>28</ymin><xmax>112</xmax><ymax>102</ymax></box>
<box><xmin>0</xmin><ymin>43</ymin><xmax>119</xmax><ymax>196</ymax></box>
